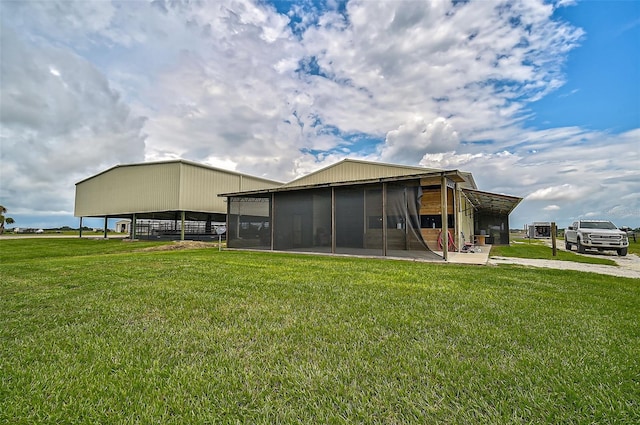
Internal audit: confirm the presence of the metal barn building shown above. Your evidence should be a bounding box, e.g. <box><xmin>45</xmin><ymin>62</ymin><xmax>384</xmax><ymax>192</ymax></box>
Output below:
<box><xmin>222</xmin><ymin>159</ymin><xmax>522</xmax><ymax>260</ymax></box>
<box><xmin>74</xmin><ymin>160</ymin><xmax>281</xmax><ymax>240</ymax></box>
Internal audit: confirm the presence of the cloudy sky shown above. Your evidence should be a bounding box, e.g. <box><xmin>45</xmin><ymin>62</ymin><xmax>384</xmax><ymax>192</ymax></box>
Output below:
<box><xmin>1</xmin><ymin>0</ymin><xmax>638</xmax><ymax>230</ymax></box>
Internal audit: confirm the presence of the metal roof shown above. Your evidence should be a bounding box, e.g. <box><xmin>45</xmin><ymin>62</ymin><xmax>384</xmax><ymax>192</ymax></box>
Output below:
<box><xmin>220</xmin><ymin>170</ymin><xmax>468</xmax><ymax>197</ymax></box>
<box><xmin>462</xmin><ymin>188</ymin><xmax>523</xmax><ymax>215</ymax></box>
<box><xmin>75</xmin><ymin>159</ymin><xmax>281</xmax><ymax>186</ymax></box>
<box><xmin>282</xmin><ymin>159</ymin><xmax>437</xmax><ymax>187</ymax></box>
<box><xmin>281</xmin><ymin>158</ymin><xmax>478</xmax><ymax>189</ymax></box>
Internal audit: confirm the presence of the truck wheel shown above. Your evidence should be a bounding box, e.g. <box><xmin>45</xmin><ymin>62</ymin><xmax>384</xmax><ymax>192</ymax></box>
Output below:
<box><xmin>618</xmin><ymin>248</ymin><xmax>628</xmax><ymax>256</ymax></box>
<box><xmin>565</xmin><ymin>240</ymin><xmax>571</xmax><ymax>251</ymax></box>
<box><xmin>577</xmin><ymin>238</ymin><xmax>586</xmax><ymax>254</ymax></box>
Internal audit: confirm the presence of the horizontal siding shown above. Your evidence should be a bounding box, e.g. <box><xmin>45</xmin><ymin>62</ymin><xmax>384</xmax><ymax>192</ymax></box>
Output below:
<box><xmin>420</xmin><ymin>188</ymin><xmax>454</xmax><ymax>214</ymax></box>
<box><xmin>420</xmin><ymin>176</ymin><xmax>442</xmax><ymax>186</ymax></box>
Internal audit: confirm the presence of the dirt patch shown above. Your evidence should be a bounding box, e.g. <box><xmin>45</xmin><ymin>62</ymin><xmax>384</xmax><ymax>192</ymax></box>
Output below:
<box><xmin>137</xmin><ymin>241</ymin><xmax>218</xmax><ymax>252</ymax></box>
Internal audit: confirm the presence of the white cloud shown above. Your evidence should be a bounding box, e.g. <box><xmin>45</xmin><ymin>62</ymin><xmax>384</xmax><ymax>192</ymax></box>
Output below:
<box><xmin>0</xmin><ymin>25</ymin><xmax>146</xmax><ymax>214</ymax></box>
<box><xmin>418</xmin><ymin>127</ymin><xmax>639</xmax><ymax>227</ymax></box>
<box><xmin>0</xmin><ymin>0</ymin><xmax>637</xmax><ymax>229</ymax></box>
<box><xmin>381</xmin><ymin>117</ymin><xmax>460</xmax><ymax>164</ymax></box>
<box><xmin>527</xmin><ymin>184</ymin><xmax>584</xmax><ymax>201</ymax></box>
<box><xmin>544</xmin><ymin>205</ymin><xmax>561</xmax><ymax>211</ymax></box>
<box><xmin>1</xmin><ymin>0</ymin><xmax>117</xmax><ymax>45</ymax></box>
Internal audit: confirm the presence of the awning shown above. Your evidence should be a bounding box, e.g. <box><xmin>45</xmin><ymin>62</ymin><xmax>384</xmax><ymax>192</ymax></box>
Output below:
<box><xmin>462</xmin><ymin>188</ymin><xmax>522</xmax><ymax>215</ymax></box>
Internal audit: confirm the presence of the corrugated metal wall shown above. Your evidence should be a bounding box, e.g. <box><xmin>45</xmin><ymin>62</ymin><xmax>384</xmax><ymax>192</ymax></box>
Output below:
<box><xmin>179</xmin><ymin>163</ymin><xmax>237</xmax><ymax>213</ymax></box>
<box><xmin>75</xmin><ymin>162</ymin><xmax>181</xmax><ymax>216</ymax></box>
<box><xmin>75</xmin><ymin>161</ymin><xmax>279</xmax><ymax>217</ymax></box>
<box><xmin>178</xmin><ymin>163</ymin><xmax>278</xmax><ymax>212</ymax></box>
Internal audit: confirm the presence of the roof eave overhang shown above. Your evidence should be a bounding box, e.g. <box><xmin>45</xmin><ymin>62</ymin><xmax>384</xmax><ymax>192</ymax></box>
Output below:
<box><xmin>75</xmin><ymin>159</ymin><xmax>283</xmax><ymax>186</ymax></box>
<box><xmin>76</xmin><ymin>210</ymin><xmax>228</xmax><ymax>220</ymax></box>
<box><xmin>462</xmin><ymin>188</ymin><xmax>523</xmax><ymax>215</ymax></box>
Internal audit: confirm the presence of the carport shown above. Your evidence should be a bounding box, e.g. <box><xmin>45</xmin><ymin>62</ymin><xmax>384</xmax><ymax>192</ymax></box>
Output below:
<box><xmin>462</xmin><ymin>188</ymin><xmax>522</xmax><ymax>245</ymax></box>
<box><xmin>74</xmin><ymin>160</ymin><xmax>280</xmax><ymax>240</ymax></box>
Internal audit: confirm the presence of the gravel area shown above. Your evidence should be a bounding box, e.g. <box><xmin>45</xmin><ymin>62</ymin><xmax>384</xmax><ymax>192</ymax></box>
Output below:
<box><xmin>489</xmin><ymin>241</ymin><xmax>640</xmax><ymax>279</ymax></box>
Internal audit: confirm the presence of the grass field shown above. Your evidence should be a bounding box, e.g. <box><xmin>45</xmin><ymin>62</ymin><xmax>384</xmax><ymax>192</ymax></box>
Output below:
<box><xmin>492</xmin><ymin>238</ymin><xmax>619</xmax><ymax>265</ymax></box>
<box><xmin>627</xmin><ymin>236</ymin><xmax>640</xmax><ymax>255</ymax></box>
<box><xmin>497</xmin><ymin>235</ymin><xmax>640</xmax><ymax>261</ymax></box>
<box><xmin>1</xmin><ymin>239</ymin><xmax>638</xmax><ymax>424</ymax></box>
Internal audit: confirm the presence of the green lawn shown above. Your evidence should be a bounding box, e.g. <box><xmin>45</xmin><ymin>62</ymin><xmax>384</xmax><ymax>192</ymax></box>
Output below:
<box><xmin>492</xmin><ymin>238</ymin><xmax>618</xmax><ymax>265</ymax></box>
<box><xmin>628</xmin><ymin>236</ymin><xmax>640</xmax><ymax>255</ymax></box>
<box><xmin>495</xmin><ymin>236</ymin><xmax>640</xmax><ymax>264</ymax></box>
<box><xmin>1</xmin><ymin>239</ymin><xmax>638</xmax><ymax>424</ymax></box>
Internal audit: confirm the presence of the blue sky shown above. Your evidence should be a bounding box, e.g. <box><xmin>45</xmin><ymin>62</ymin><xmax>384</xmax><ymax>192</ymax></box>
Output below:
<box><xmin>1</xmin><ymin>0</ymin><xmax>638</xmax><ymax>231</ymax></box>
<box><xmin>528</xmin><ymin>0</ymin><xmax>640</xmax><ymax>132</ymax></box>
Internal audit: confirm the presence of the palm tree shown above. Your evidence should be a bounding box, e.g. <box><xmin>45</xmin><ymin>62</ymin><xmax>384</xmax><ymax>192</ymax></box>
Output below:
<box><xmin>0</xmin><ymin>205</ymin><xmax>15</xmax><ymax>235</ymax></box>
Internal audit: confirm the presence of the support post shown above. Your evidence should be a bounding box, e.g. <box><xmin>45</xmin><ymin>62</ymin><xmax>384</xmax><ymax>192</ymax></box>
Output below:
<box><xmin>181</xmin><ymin>211</ymin><xmax>185</xmax><ymax>241</ymax></box>
<box><xmin>226</xmin><ymin>197</ymin><xmax>231</xmax><ymax>248</ymax></box>
<box><xmin>441</xmin><ymin>174</ymin><xmax>448</xmax><ymax>261</ymax></box>
<box><xmin>79</xmin><ymin>217</ymin><xmax>83</xmax><ymax>238</ymax></box>
<box><xmin>270</xmin><ymin>193</ymin><xmax>275</xmax><ymax>251</ymax></box>
<box><xmin>331</xmin><ymin>187</ymin><xmax>336</xmax><ymax>254</ymax></box>
<box><xmin>236</xmin><ymin>205</ymin><xmax>241</xmax><ymax>243</ymax></box>
<box><xmin>363</xmin><ymin>188</ymin><xmax>368</xmax><ymax>248</ymax></box>
<box><xmin>132</xmin><ymin>214</ymin><xmax>137</xmax><ymax>239</ymax></box>
<box><xmin>551</xmin><ymin>222</ymin><xmax>557</xmax><ymax>256</ymax></box>
<box><xmin>454</xmin><ymin>183</ymin><xmax>460</xmax><ymax>252</ymax></box>
<box><xmin>404</xmin><ymin>188</ymin><xmax>409</xmax><ymax>250</ymax></box>
<box><xmin>382</xmin><ymin>183</ymin><xmax>387</xmax><ymax>257</ymax></box>
<box><xmin>103</xmin><ymin>217</ymin><xmax>108</xmax><ymax>239</ymax></box>
<box><xmin>205</xmin><ymin>214</ymin><xmax>212</xmax><ymax>235</ymax></box>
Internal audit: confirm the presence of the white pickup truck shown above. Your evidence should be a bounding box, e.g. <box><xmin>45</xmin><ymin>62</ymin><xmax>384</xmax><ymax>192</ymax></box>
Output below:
<box><xmin>565</xmin><ymin>220</ymin><xmax>629</xmax><ymax>256</ymax></box>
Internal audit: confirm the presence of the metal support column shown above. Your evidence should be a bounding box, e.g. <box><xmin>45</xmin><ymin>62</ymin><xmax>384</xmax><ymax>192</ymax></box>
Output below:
<box><xmin>404</xmin><ymin>188</ymin><xmax>409</xmax><ymax>250</ymax></box>
<box><xmin>331</xmin><ymin>187</ymin><xmax>336</xmax><ymax>254</ymax></box>
<box><xmin>454</xmin><ymin>183</ymin><xmax>460</xmax><ymax>252</ymax></box>
<box><xmin>226</xmin><ymin>196</ymin><xmax>231</xmax><ymax>246</ymax></box>
<box><xmin>382</xmin><ymin>183</ymin><xmax>387</xmax><ymax>257</ymax></box>
<box><xmin>441</xmin><ymin>174</ymin><xmax>448</xmax><ymax>261</ymax></box>
<box><xmin>181</xmin><ymin>211</ymin><xmax>185</xmax><ymax>241</ymax></box>
<box><xmin>270</xmin><ymin>193</ymin><xmax>275</xmax><ymax>251</ymax></box>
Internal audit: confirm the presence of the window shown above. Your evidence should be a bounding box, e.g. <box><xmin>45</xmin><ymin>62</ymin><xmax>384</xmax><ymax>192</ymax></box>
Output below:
<box><xmin>420</xmin><ymin>215</ymin><xmax>454</xmax><ymax>229</ymax></box>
